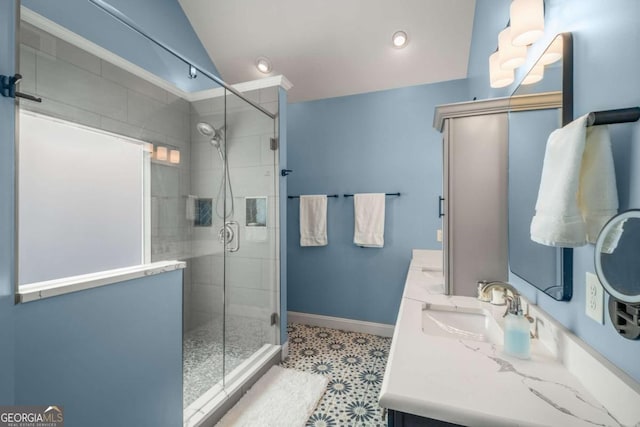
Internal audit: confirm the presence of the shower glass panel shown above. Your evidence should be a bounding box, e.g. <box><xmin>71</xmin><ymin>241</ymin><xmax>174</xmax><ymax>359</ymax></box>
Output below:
<box><xmin>182</xmin><ymin>81</ymin><xmax>226</xmax><ymax>410</ymax></box>
<box><xmin>222</xmin><ymin>88</ymin><xmax>279</xmax><ymax>380</ymax></box>
<box><xmin>186</xmin><ymin>85</ymin><xmax>279</xmax><ymax>416</ymax></box>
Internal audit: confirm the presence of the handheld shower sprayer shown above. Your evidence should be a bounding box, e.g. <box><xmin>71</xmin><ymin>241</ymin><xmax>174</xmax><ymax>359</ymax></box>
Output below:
<box><xmin>195</xmin><ymin>121</ymin><xmax>234</xmax><ymax>219</ymax></box>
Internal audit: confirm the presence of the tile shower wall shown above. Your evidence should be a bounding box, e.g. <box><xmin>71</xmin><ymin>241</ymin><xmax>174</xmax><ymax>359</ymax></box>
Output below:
<box><xmin>187</xmin><ymin>88</ymin><xmax>279</xmax><ymax>332</ymax></box>
<box><xmin>19</xmin><ymin>22</ymin><xmax>194</xmax><ymax>326</ymax></box>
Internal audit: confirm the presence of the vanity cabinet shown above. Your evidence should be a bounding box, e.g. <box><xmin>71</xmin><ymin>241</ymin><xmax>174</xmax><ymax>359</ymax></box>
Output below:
<box><xmin>434</xmin><ymin>100</ymin><xmax>511</xmax><ymax>296</ymax></box>
<box><xmin>388</xmin><ymin>409</ymin><xmax>461</xmax><ymax>426</ymax></box>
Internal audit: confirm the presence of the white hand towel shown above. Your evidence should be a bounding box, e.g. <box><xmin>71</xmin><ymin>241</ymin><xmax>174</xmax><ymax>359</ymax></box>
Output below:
<box><xmin>353</xmin><ymin>193</ymin><xmax>385</xmax><ymax>248</ymax></box>
<box><xmin>530</xmin><ymin>115</ymin><xmax>589</xmax><ymax>247</ymax></box>
<box><xmin>299</xmin><ymin>195</ymin><xmax>328</xmax><ymax>247</ymax></box>
<box><xmin>579</xmin><ymin>125</ymin><xmax>618</xmax><ymax>243</ymax></box>
<box><xmin>531</xmin><ymin>115</ymin><xmax>619</xmax><ymax>248</ymax></box>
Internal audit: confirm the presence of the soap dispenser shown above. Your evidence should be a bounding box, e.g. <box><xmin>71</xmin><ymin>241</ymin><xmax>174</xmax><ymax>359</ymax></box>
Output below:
<box><xmin>503</xmin><ymin>296</ymin><xmax>531</xmax><ymax>359</ymax></box>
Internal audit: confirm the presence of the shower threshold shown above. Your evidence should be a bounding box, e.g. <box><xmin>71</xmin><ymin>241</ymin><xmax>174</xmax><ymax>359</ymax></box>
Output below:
<box><xmin>183</xmin><ymin>344</ymin><xmax>281</xmax><ymax>427</ymax></box>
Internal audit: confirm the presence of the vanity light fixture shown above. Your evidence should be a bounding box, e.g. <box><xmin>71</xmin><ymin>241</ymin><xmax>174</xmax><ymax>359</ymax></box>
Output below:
<box><xmin>392</xmin><ymin>31</ymin><xmax>409</xmax><ymax>48</ymax></box>
<box><xmin>498</xmin><ymin>27</ymin><xmax>526</xmax><ymax>70</ymax></box>
<box><xmin>510</xmin><ymin>0</ymin><xmax>545</xmax><ymax>46</ymax></box>
<box><xmin>521</xmin><ymin>63</ymin><xmax>544</xmax><ymax>85</ymax></box>
<box><xmin>539</xmin><ymin>36</ymin><xmax>563</xmax><ymax>65</ymax></box>
<box><xmin>156</xmin><ymin>146</ymin><xmax>168</xmax><ymax>161</ymax></box>
<box><xmin>489</xmin><ymin>50</ymin><xmax>514</xmax><ymax>88</ymax></box>
<box><xmin>255</xmin><ymin>57</ymin><xmax>272</xmax><ymax>74</ymax></box>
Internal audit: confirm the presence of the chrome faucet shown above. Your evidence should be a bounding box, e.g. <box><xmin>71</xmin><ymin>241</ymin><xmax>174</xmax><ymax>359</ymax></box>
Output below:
<box><xmin>478</xmin><ymin>280</ymin><xmax>537</xmax><ymax>338</ymax></box>
<box><xmin>477</xmin><ymin>280</ymin><xmax>520</xmax><ymax>303</ymax></box>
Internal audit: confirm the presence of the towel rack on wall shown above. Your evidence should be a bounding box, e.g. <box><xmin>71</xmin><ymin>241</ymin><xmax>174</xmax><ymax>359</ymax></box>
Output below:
<box><xmin>343</xmin><ymin>193</ymin><xmax>401</xmax><ymax>197</ymax></box>
<box><xmin>587</xmin><ymin>107</ymin><xmax>640</xmax><ymax>127</ymax></box>
<box><xmin>288</xmin><ymin>195</ymin><xmax>339</xmax><ymax>199</ymax></box>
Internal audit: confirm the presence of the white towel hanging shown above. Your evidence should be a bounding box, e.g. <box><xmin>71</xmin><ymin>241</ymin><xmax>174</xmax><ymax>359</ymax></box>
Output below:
<box><xmin>299</xmin><ymin>195</ymin><xmax>328</xmax><ymax>247</ymax></box>
<box><xmin>531</xmin><ymin>115</ymin><xmax>618</xmax><ymax>247</ymax></box>
<box><xmin>353</xmin><ymin>193</ymin><xmax>385</xmax><ymax>248</ymax></box>
<box><xmin>579</xmin><ymin>125</ymin><xmax>619</xmax><ymax>243</ymax></box>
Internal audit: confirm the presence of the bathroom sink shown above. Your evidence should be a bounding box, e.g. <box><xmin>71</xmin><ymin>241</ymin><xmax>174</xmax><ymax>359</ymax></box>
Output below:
<box><xmin>421</xmin><ymin>304</ymin><xmax>503</xmax><ymax>344</ymax></box>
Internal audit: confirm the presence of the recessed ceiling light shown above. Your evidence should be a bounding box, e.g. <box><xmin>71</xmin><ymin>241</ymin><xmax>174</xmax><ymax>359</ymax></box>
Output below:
<box><xmin>255</xmin><ymin>57</ymin><xmax>272</xmax><ymax>74</ymax></box>
<box><xmin>392</xmin><ymin>31</ymin><xmax>408</xmax><ymax>48</ymax></box>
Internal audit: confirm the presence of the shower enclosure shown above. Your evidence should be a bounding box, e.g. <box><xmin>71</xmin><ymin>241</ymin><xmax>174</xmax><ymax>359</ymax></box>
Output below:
<box><xmin>17</xmin><ymin>4</ymin><xmax>282</xmax><ymax>425</ymax></box>
<box><xmin>181</xmin><ymin>88</ymin><xmax>281</xmax><ymax>415</ymax></box>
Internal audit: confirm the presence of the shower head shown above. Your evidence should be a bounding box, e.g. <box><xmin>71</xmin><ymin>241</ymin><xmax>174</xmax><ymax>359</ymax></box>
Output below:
<box><xmin>196</xmin><ymin>121</ymin><xmax>226</xmax><ymax>159</ymax></box>
<box><xmin>197</xmin><ymin>121</ymin><xmax>225</xmax><ymax>145</ymax></box>
<box><xmin>196</xmin><ymin>122</ymin><xmax>215</xmax><ymax>137</ymax></box>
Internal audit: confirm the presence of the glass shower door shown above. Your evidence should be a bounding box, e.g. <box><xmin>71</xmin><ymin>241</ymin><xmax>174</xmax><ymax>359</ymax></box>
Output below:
<box><xmin>222</xmin><ymin>88</ymin><xmax>279</xmax><ymax>381</ymax></box>
<box><xmin>183</xmin><ymin>88</ymin><xmax>227</xmax><ymax>410</ymax></box>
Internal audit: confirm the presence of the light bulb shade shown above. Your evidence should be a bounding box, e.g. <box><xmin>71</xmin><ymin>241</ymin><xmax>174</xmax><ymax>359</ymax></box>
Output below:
<box><xmin>539</xmin><ymin>36</ymin><xmax>563</xmax><ymax>65</ymax></box>
<box><xmin>510</xmin><ymin>0</ymin><xmax>545</xmax><ymax>46</ymax></box>
<box><xmin>489</xmin><ymin>51</ymin><xmax>514</xmax><ymax>88</ymax></box>
<box><xmin>498</xmin><ymin>27</ymin><xmax>526</xmax><ymax>70</ymax></box>
<box><xmin>156</xmin><ymin>146</ymin><xmax>168</xmax><ymax>161</ymax></box>
<box><xmin>169</xmin><ymin>149</ymin><xmax>180</xmax><ymax>164</ymax></box>
<box><xmin>522</xmin><ymin>64</ymin><xmax>544</xmax><ymax>85</ymax></box>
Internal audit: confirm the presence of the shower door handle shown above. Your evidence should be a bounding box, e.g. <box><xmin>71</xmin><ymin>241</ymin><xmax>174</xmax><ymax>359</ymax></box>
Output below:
<box><xmin>226</xmin><ymin>221</ymin><xmax>240</xmax><ymax>252</ymax></box>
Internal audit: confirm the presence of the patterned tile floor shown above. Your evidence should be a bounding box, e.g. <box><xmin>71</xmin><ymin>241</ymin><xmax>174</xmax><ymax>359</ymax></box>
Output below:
<box><xmin>282</xmin><ymin>323</ymin><xmax>392</xmax><ymax>427</ymax></box>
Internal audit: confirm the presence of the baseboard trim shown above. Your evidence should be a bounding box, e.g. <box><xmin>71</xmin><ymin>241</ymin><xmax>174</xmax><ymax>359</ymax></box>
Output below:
<box><xmin>288</xmin><ymin>311</ymin><xmax>394</xmax><ymax>337</ymax></box>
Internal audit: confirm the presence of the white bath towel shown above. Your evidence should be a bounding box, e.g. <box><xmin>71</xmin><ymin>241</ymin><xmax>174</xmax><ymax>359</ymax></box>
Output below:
<box><xmin>531</xmin><ymin>115</ymin><xmax>618</xmax><ymax>247</ymax></box>
<box><xmin>531</xmin><ymin>115</ymin><xmax>589</xmax><ymax>247</ymax></box>
<box><xmin>579</xmin><ymin>125</ymin><xmax>618</xmax><ymax>243</ymax></box>
<box><xmin>353</xmin><ymin>193</ymin><xmax>385</xmax><ymax>248</ymax></box>
<box><xmin>186</xmin><ymin>195</ymin><xmax>197</xmax><ymax>221</ymax></box>
<box><xmin>299</xmin><ymin>195</ymin><xmax>328</xmax><ymax>246</ymax></box>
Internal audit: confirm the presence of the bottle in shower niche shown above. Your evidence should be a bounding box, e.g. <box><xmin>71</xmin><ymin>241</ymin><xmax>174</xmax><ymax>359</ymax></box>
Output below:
<box><xmin>503</xmin><ymin>297</ymin><xmax>531</xmax><ymax>359</ymax></box>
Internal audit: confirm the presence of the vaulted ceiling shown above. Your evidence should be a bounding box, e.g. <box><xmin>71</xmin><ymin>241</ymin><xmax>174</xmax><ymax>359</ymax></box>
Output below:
<box><xmin>179</xmin><ymin>0</ymin><xmax>476</xmax><ymax>102</ymax></box>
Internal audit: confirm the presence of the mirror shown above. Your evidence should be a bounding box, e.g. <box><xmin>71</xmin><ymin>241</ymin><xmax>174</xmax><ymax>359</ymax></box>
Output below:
<box><xmin>595</xmin><ymin>210</ymin><xmax>640</xmax><ymax>303</ymax></box>
<box><xmin>508</xmin><ymin>33</ymin><xmax>574</xmax><ymax>301</ymax></box>
<box><xmin>595</xmin><ymin>210</ymin><xmax>640</xmax><ymax>340</ymax></box>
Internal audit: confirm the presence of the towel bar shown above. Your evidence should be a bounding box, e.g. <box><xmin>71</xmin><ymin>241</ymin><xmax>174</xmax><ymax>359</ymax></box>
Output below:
<box><xmin>288</xmin><ymin>195</ymin><xmax>339</xmax><ymax>199</ymax></box>
<box><xmin>587</xmin><ymin>107</ymin><xmax>640</xmax><ymax>127</ymax></box>
<box><xmin>343</xmin><ymin>192</ymin><xmax>401</xmax><ymax>197</ymax></box>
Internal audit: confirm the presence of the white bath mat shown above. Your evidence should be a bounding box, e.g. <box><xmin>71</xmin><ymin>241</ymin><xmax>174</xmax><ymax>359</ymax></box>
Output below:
<box><xmin>216</xmin><ymin>365</ymin><xmax>328</xmax><ymax>427</ymax></box>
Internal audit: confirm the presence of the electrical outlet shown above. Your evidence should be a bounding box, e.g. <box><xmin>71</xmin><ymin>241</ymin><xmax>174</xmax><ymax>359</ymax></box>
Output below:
<box><xmin>585</xmin><ymin>272</ymin><xmax>604</xmax><ymax>324</ymax></box>
<box><xmin>437</xmin><ymin>229</ymin><xmax>443</xmax><ymax>242</ymax></box>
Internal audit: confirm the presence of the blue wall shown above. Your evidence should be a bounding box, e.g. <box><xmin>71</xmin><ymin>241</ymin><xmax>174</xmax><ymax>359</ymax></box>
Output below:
<box><xmin>22</xmin><ymin>0</ymin><xmax>220</xmax><ymax>92</ymax></box>
<box><xmin>15</xmin><ymin>272</ymin><xmax>183</xmax><ymax>427</ymax></box>
<box><xmin>469</xmin><ymin>0</ymin><xmax>640</xmax><ymax>382</ymax></box>
<box><xmin>287</xmin><ymin>80</ymin><xmax>469</xmax><ymax>325</ymax></box>
<box><xmin>0</xmin><ymin>0</ymin><xmax>17</xmax><ymax>407</ymax></box>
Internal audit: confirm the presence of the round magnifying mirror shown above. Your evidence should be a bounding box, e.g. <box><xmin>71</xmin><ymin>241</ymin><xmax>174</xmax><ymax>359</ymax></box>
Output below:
<box><xmin>594</xmin><ymin>209</ymin><xmax>640</xmax><ymax>304</ymax></box>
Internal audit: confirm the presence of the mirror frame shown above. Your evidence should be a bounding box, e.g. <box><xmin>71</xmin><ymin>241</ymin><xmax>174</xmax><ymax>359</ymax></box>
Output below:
<box><xmin>508</xmin><ymin>32</ymin><xmax>575</xmax><ymax>301</ymax></box>
<box><xmin>594</xmin><ymin>209</ymin><xmax>640</xmax><ymax>304</ymax></box>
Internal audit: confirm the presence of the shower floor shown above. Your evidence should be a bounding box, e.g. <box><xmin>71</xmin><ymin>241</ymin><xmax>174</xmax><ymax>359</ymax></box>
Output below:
<box><xmin>183</xmin><ymin>314</ymin><xmax>273</xmax><ymax>408</ymax></box>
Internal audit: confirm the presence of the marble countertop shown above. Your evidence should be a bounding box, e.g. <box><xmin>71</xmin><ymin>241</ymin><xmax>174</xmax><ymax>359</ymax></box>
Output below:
<box><xmin>379</xmin><ymin>249</ymin><xmax>640</xmax><ymax>427</ymax></box>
